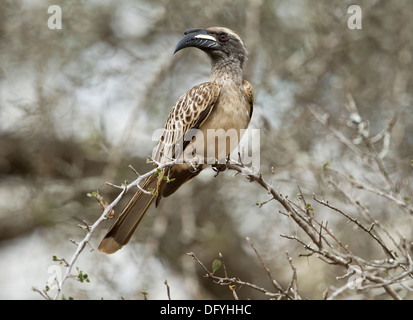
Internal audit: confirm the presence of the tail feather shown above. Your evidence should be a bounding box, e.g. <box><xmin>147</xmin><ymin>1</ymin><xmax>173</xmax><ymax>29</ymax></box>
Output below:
<box><xmin>98</xmin><ymin>175</ymin><xmax>158</xmax><ymax>254</ymax></box>
<box><xmin>99</xmin><ymin>164</ymin><xmax>204</xmax><ymax>254</ymax></box>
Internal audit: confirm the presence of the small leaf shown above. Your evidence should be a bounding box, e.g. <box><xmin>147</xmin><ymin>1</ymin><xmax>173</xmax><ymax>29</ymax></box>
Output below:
<box><xmin>154</xmin><ymin>168</ymin><xmax>162</xmax><ymax>177</ymax></box>
<box><xmin>212</xmin><ymin>259</ymin><xmax>222</xmax><ymax>274</ymax></box>
<box><xmin>87</xmin><ymin>191</ymin><xmax>100</xmax><ymax>198</ymax></box>
<box><xmin>77</xmin><ymin>270</ymin><xmax>90</xmax><ymax>283</ymax></box>
<box><xmin>322</xmin><ymin>162</ymin><xmax>331</xmax><ymax>171</ymax></box>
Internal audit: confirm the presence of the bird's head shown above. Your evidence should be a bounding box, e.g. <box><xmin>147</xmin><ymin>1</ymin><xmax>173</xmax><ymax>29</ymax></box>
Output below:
<box><xmin>174</xmin><ymin>27</ymin><xmax>247</xmax><ymax>69</ymax></box>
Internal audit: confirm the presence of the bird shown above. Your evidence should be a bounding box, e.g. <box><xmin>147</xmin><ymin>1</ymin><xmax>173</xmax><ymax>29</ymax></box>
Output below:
<box><xmin>98</xmin><ymin>27</ymin><xmax>254</xmax><ymax>254</ymax></box>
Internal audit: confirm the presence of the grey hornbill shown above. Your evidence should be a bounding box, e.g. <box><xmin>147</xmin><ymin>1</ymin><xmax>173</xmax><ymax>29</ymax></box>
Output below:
<box><xmin>99</xmin><ymin>27</ymin><xmax>254</xmax><ymax>254</ymax></box>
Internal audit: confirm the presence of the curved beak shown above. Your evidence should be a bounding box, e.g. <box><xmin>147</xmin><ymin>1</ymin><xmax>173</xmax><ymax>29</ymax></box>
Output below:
<box><xmin>174</xmin><ymin>28</ymin><xmax>220</xmax><ymax>54</ymax></box>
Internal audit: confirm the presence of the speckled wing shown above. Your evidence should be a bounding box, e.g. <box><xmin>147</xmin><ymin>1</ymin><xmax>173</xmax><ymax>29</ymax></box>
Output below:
<box><xmin>153</xmin><ymin>82</ymin><xmax>220</xmax><ymax>163</ymax></box>
<box><xmin>243</xmin><ymin>80</ymin><xmax>254</xmax><ymax>119</ymax></box>
<box><xmin>99</xmin><ymin>82</ymin><xmax>220</xmax><ymax>254</ymax></box>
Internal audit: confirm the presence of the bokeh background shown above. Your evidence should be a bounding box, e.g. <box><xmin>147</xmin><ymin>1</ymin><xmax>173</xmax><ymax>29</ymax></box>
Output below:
<box><xmin>0</xmin><ymin>0</ymin><xmax>412</xmax><ymax>299</ymax></box>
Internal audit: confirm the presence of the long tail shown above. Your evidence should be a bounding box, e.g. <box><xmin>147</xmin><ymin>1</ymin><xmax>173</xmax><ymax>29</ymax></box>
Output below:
<box><xmin>98</xmin><ymin>175</ymin><xmax>158</xmax><ymax>254</ymax></box>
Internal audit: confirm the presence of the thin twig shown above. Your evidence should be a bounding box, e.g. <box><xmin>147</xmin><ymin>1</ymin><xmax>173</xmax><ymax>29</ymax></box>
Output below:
<box><xmin>187</xmin><ymin>251</ymin><xmax>282</xmax><ymax>298</ymax></box>
<box><xmin>313</xmin><ymin>195</ymin><xmax>395</xmax><ymax>259</ymax></box>
<box><xmin>246</xmin><ymin>237</ymin><xmax>293</xmax><ymax>299</ymax></box>
<box><xmin>51</xmin><ymin>159</ymin><xmax>179</xmax><ymax>300</ymax></box>
<box><xmin>164</xmin><ymin>280</ymin><xmax>171</xmax><ymax>300</ymax></box>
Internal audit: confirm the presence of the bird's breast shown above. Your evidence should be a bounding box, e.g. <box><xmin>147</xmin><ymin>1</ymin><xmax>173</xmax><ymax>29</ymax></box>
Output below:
<box><xmin>189</xmin><ymin>84</ymin><xmax>251</xmax><ymax>163</ymax></box>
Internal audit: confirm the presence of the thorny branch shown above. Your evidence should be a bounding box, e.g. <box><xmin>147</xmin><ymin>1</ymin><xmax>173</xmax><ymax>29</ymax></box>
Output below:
<box><xmin>41</xmin><ymin>152</ymin><xmax>412</xmax><ymax>300</ymax></box>
<box><xmin>188</xmin><ymin>102</ymin><xmax>412</xmax><ymax>300</ymax></box>
<box><xmin>309</xmin><ymin>99</ymin><xmax>399</xmax><ymax>193</ymax></box>
<box><xmin>187</xmin><ymin>247</ymin><xmax>300</xmax><ymax>300</ymax></box>
<box><xmin>224</xmin><ymin>158</ymin><xmax>413</xmax><ymax>300</ymax></box>
<box><xmin>40</xmin><ymin>101</ymin><xmax>412</xmax><ymax>300</ymax></box>
<box><xmin>46</xmin><ymin>158</ymin><xmax>180</xmax><ymax>300</ymax></box>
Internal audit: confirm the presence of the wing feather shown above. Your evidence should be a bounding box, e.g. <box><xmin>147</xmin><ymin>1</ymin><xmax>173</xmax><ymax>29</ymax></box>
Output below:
<box><xmin>152</xmin><ymin>82</ymin><xmax>220</xmax><ymax>163</ymax></box>
<box><xmin>243</xmin><ymin>80</ymin><xmax>254</xmax><ymax>119</ymax></box>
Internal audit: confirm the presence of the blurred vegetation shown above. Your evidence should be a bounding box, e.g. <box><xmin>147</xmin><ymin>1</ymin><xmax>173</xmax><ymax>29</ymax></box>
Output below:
<box><xmin>0</xmin><ymin>0</ymin><xmax>412</xmax><ymax>299</ymax></box>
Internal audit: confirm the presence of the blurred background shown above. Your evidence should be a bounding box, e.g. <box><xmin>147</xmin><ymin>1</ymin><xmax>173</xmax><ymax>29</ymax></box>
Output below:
<box><xmin>0</xmin><ymin>0</ymin><xmax>412</xmax><ymax>299</ymax></box>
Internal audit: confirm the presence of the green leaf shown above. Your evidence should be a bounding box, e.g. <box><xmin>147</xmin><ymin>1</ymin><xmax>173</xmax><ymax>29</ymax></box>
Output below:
<box><xmin>77</xmin><ymin>270</ymin><xmax>90</xmax><ymax>283</ymax></box>
<box><xmin>154</xmin><ymin>168</ymin><xmax>162</xmax><ymax>177</ymax></box>
<box><xmin>212</xmin><ymin>259</ymin><xmax>222</xmax><ymax>274</ymax></box>
<box><xmin>322</xmin><ymin>162</ymin><xmax>331</xmax><ymax>171</ymax></box>
<box><xmin>87</xmin><ymin>191</ymin><xmax>99</xmax><ymax>198</ymax></box>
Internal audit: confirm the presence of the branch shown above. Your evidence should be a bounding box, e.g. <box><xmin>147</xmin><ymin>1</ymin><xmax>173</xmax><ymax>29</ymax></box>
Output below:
<box><xmin>186</xmin><ymin>251</ymin><xmax>290</xmax><ymax>299</ymax></box>
<box><xmin>325</xmin><ymin>166</ymin><xmax>413</xmax><ymax>214</ymax></box>
<box><xmin>309</xmin><ymin>103</ymin><xmax>398</xmax><ymax>191</ymax></box>
<box><xmin>225</xmin><ymin>159</ymin><xmax>413</xmax><ymax>299</ymax></box>
<box><xmin>50</xmin><ymin>159</ymin><xmax>179</xmax><ymax>300</ymax></box>
<box><xmin>246</xmin><ymin>237</ymin><xmax>299</xmax><ymax>299</ymax></box>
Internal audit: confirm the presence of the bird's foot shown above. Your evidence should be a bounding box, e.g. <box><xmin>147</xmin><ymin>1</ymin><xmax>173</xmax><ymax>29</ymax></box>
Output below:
<box><xmin>211</xmin><ymin>163</ymin><xmax>227</xmax><ymax>177</ymax></box>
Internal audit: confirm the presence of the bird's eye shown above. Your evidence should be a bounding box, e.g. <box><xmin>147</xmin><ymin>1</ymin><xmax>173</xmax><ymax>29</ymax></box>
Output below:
<box><xmin>219</xmin><ymin>33</ymin><xmax>228</xmax><ymax>42</ymax></box>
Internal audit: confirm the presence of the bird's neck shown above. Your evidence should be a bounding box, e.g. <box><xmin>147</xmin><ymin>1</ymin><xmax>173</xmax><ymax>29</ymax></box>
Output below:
<box><xmin>210</xmin><ymin>58</ymin><xmax>244</xmax><ymax>87</ymax></box>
